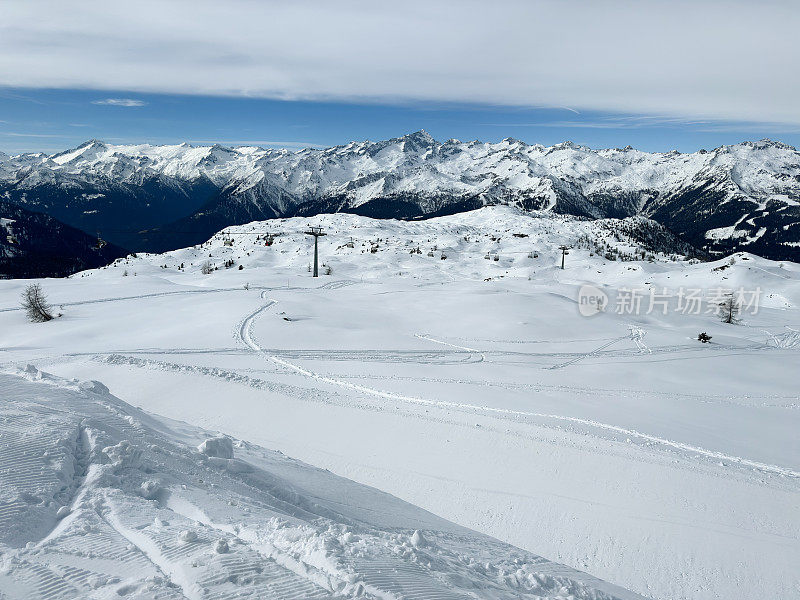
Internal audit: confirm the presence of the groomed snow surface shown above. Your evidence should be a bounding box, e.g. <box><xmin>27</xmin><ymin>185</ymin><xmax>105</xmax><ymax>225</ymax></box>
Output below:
<box><xmin>1</xmin><ymin>207</ymin><xmax>799</xmax><ymax>600</ymax></box>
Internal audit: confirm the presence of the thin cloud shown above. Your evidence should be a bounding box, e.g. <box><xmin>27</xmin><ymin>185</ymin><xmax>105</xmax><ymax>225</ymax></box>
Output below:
<box><xmin>0</xmin><ymin>131</ymin><xmax>71</xmax><ymax>138</ymax></box>
<box><xmin>187</xmin><ymin>139</ymin><xmax>324</xmax><ymax>149</ymax></box>
<box><xmin>483</xmin><ymin>115</ymin><xmax>800</xmax><ymax>137</ymax></box>
<box><xmin>91</xmin><ymin>98</ymin><xmax>147</xmax><ymax>107</ymax></box>
<box><xmin>696</xmin><ymin>122</ymin><xmax>800</xmax><ymax>135</ymax></box>
<box><xmin>485</xmin><ymin>115</ymin><xmax>719</xmax><ymax>130</ymax></box>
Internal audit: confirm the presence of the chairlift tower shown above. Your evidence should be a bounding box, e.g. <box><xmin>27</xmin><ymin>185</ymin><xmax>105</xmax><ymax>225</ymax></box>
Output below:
<box><xmin>559</xmin><ymin>245</ymin><xmax>570</xmax><ymax>269</ymax></box>
<box><xmin>305</xmin><ymin>226</ymin><xmax>326</xmax><ymax>277</ymax></box>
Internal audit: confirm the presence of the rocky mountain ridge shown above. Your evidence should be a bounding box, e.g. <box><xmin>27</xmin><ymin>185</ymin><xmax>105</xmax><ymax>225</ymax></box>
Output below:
<box><xmin>1</xmin><ymin>133</ymin><xmax>798</xmax><ymax>259</ymax></box>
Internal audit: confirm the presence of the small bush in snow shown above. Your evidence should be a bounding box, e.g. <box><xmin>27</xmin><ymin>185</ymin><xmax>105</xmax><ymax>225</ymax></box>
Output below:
<box><xmin>201</xmin><ymin>261</ymin><xmax>214</xmax><ymax>275</ymax></box>
<box><xmin>697</xmin><ymin>332</ymin><xmax>712</xmax><ymax>343</ymax></box>
<box><xmin>21</xmin><ymin>283</ymin><xmax>54</xmax><ymax>322</ymax></box>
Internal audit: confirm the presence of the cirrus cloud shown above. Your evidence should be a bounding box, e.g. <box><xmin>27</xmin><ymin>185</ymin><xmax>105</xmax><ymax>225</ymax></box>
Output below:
<box><xmin>91</xmin><ymin>98</ymin><xmax>147</xmax><ymax>107</ymax></box>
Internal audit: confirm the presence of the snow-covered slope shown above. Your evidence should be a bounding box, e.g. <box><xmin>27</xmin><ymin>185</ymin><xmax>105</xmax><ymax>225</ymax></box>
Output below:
<box><xmin>1</xmin><ymin>134</ymin><xmax>799</xmax><ymax>258</ymax></box>
<box><xmin>90</xmin><ymin>206</ymin><xmax>699</xmax><ymax>284</ymax></box>
<box><xmin>0</xmin><ymin>366</ymin><xmax>643</xmax><ymax>600</ymax></box>
<box><xmin>1</xmin><ymin>208</ymin><xmax>799</xmax><ymax>600</ymax></box>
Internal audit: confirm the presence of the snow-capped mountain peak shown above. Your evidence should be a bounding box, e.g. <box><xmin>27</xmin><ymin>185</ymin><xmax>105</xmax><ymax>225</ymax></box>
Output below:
<box><xmin>1</xmin><ymin>133</ymin><xmax>799</xmax><ymax>259</ymax></box>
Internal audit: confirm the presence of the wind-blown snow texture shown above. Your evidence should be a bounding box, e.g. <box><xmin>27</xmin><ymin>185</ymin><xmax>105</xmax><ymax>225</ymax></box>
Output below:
<box><xmin>2</xmin><ymin>133</ymin><xmax>799</xmax><ymax>259</ymax></box>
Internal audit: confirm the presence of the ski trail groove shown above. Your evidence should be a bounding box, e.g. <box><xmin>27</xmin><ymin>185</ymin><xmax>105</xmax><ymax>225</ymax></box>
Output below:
<box><xmin>415</xmin><ymin>334</ymin><xmax>485</xmax><ymax>361</ymax></box>
<box><xmin>239</xmin><ymin>295</ymin><xmax>800</xmax><ymax>480</ymax></box>
<box><xmin>0</xmin><ymin>280</ymin><xmax>355</xmax><ymax>314</ymax></box>
<box><xmin>161</xmin><ymin>494</ymin><xmax>340</xmax><ymax>598</ymax></box>
<box><xmin>548</xmin><ymin>335</ymin><xmax>629</xmax><ymax>370</ymax></box>
<box><xmin>101</xmin><ymin>493</ymin><xmax>200</xmax><ymax>600</ymax></box>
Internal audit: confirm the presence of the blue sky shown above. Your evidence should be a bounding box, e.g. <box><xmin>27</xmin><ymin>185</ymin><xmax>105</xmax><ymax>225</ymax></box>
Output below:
<box><xmin>2</xmin><ymin>87</ymin><xmax>799</xmax><ymax>155</ymax></box>
<box><xmin>1</xmin><ymin>1</ymin><xmax>798</xmax><ymax>155</ymax></box>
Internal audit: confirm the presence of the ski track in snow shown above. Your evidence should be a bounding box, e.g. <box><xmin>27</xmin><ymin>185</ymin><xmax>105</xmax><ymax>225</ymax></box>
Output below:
<box><xmin>414</xmin><ymin>334</ymin><xmax>484</xmax><ymax>359</ymax></box>
<box><xmin>0</xmin><ymin>281</ymin><xmax>357</xmax><ymax>314</ymax></box>
<box><xmin>547</xmin><ymin>336</ymin><xmax>629</xmax><ymax>369</ymax></box>
<box><xmin>238</xmin><ymin>293</ymin><xmax>800</xmax><ymax>480</ymax></box>
<box><xmin>0</xmin><ymin>288</ymin><xmax>237</xmax><ymax>313</ymax></box>
<box><xmin>100</xmin><ymin>496</ymin><xmax>202</xmax><ymax>600</ymax></box>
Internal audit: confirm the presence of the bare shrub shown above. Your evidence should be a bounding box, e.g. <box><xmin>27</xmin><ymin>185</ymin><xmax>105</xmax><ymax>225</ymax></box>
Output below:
<box><xmin>21</xmin><ymin>283</ymin><xmax>54</xmax><ymax>322</ymax></box>
<box><xmin>718</xmin><ymin>293</ymin><xmax>740</xmax><ymax>324</ymax></box>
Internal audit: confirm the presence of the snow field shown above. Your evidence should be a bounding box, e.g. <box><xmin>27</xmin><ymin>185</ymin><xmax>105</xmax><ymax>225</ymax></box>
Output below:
<box><xmin>1</xmin><ymin>207</ymin><xmax>798</xmax><ymax>600</ymax></box>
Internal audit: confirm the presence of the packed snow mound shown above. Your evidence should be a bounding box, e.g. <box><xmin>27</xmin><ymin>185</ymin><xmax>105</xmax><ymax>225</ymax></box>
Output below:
<box><xmin>197</xmin><ymin>436</ymin><xmax>234</xmax><ymax>459</ymax></box>
<box><xmin>0</xmin><ymin>367</ymin><xmax>643</xmax><ymax>600</ymax></box>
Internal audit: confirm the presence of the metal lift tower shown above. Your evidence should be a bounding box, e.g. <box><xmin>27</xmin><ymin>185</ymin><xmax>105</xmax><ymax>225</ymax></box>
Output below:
<box><xmin>305</xmin><ymin>226</ymin><xmax>326</xmax><ymax>277</ymax></box>
<box><xmin>559</xmin><ymin>245</ymin><xmax>570</xmax><ymax>269</ymax></box>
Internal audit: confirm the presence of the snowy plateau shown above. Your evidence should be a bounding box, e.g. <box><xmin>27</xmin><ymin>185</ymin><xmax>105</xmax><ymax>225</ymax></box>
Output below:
<box><xmin>0</xmin><ymin>206</ymin><xmax>798</xmax><ymax>600</ymax></box>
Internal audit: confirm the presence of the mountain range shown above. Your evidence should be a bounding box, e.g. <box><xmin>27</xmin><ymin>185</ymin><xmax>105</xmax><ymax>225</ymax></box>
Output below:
<box><xmin>1</xmin><ymin>132</ymin><xmax>799</xmax><ymax>261</ymax></box>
